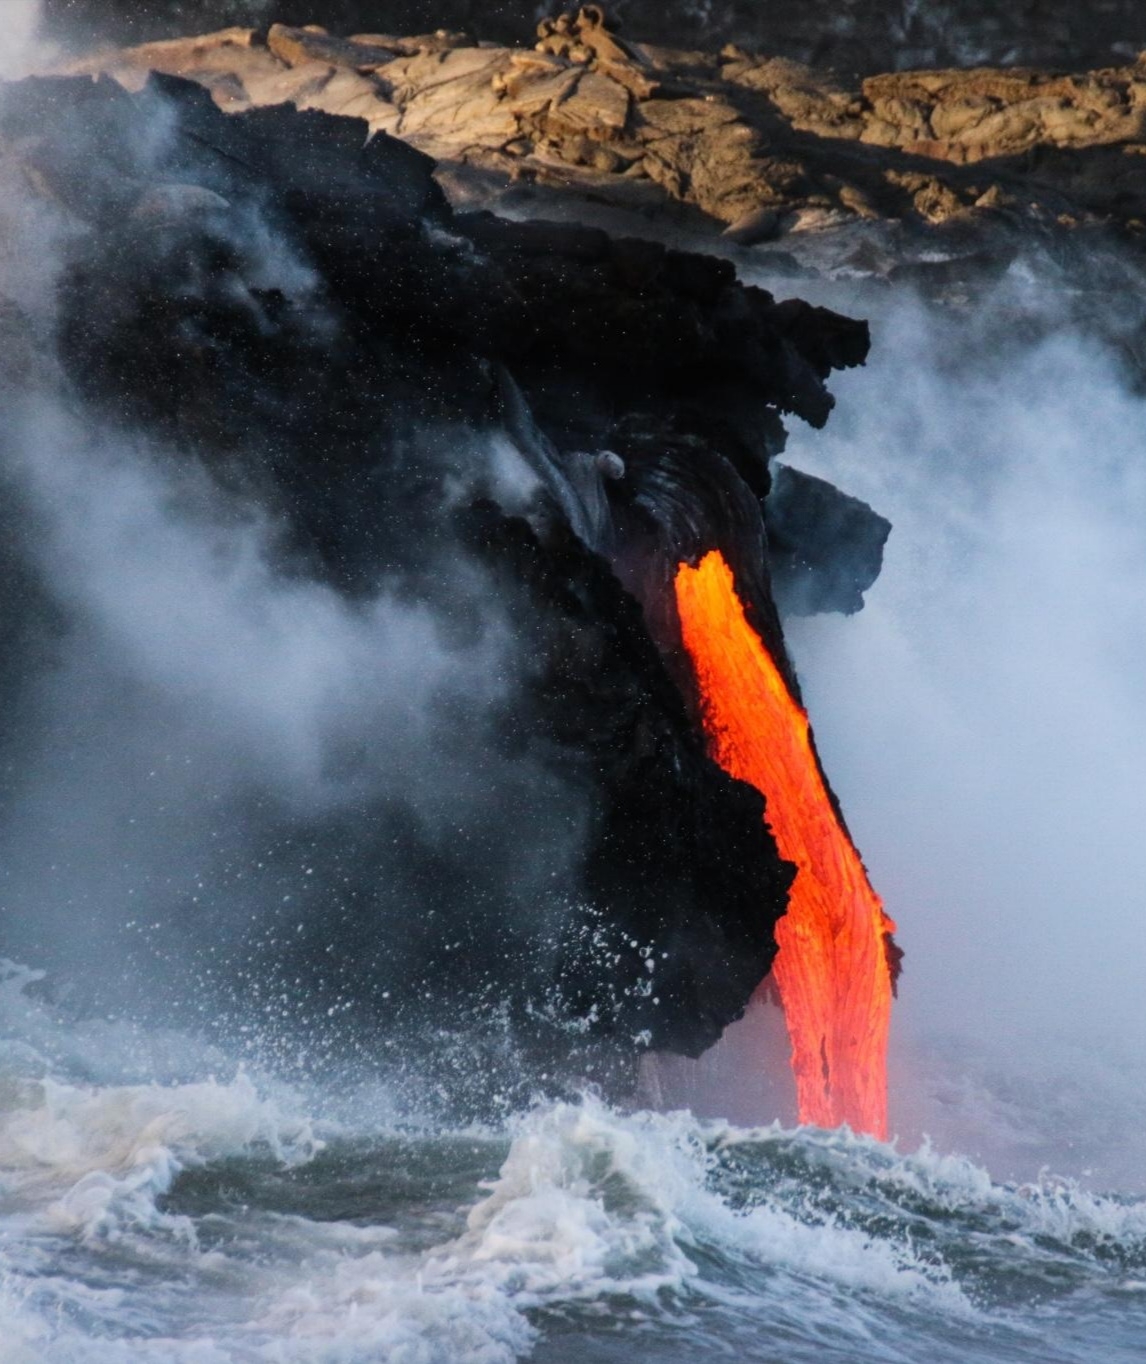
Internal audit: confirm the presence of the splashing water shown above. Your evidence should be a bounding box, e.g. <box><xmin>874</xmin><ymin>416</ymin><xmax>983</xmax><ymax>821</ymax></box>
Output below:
<box><xmin>3</xmin><ymin>959</ymin><xmax>1146</xmax><ymax>1364</ymax></box>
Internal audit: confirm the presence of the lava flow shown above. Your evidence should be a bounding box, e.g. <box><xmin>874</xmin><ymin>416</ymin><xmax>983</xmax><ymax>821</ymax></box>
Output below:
<box><xmin>675</xmin><ymin>550</ymin><xmax>896</xmax><ymax>1137</ymax></box>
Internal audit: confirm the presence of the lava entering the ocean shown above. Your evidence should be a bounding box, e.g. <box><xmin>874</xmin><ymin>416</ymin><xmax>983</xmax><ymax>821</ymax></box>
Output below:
<box><xmin>675</xmin><ymin>550</ymin><xmax>897</xmax><ymax>1137</ymax></box>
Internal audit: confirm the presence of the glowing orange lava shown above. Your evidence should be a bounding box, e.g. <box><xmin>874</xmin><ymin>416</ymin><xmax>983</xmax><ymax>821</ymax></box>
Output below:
<box><xmin>675</xmin><ymin>550</ymin><xmax>896</xmax><ymax>1138</ymax></box>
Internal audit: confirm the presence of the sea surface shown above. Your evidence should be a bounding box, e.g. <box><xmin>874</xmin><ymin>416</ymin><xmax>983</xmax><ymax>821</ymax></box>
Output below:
<box><xmin>2</xmin><ymin>962</ymin><xmax>1144</xmax><ymax>1364</ymax></box>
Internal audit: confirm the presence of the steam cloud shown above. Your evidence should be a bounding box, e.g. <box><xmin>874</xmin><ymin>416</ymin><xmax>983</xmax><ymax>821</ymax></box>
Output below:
<box><xmin>0</xmin><ymin>77</ymin><xmax>585</xmax><ymax>1058</ymax></box>
<box><xmin>780</xmin><ymin>282</ymin><xmax>1146</xmax><ymax>1186</ymax></box>
<box><xmin>0</xmin><ymin>2</ymin><xmax>44</xmax><ymax>79</ymax></box>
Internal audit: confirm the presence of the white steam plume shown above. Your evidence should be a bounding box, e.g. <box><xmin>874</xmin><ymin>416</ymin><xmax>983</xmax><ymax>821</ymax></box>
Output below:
<box><xmin>0</xmin><ymin>2</ymin><xmax>44</xmax><ymax>79</ymax></box>
<box><xmin>781</xmin><ymin>286</ymin><xmax>1146</xmax><ymax>1187</ymax></box>
<box><xmin>0</xmin><ymin>75</ymin><xmax>583</xmax><ymax>1017</ymax></box>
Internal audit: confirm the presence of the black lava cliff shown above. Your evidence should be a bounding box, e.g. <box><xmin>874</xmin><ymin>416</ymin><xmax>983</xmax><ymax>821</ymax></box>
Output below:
<box><xmin>0</xmin><ymin>71</ymin><xmax>882</xmax><ymax>1092</ymax></box>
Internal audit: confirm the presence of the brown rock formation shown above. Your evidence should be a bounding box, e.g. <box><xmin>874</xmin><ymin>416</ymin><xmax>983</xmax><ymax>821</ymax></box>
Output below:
<box><xmin>51</xmin><ymin>7</ymin><xmax>1146</xmax><ymax>254</ymax></box>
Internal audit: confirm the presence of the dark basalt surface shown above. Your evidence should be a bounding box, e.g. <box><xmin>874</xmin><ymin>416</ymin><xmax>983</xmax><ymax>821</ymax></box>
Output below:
<box><xmin>767</xmin><ymin>465</ymin><xmax>891</xmax><ymax>617</ymax></box>
<box><xmin>0</xmin><ymin>69</ymin><xmax>876</xmax><ymax>1092</ymax></box>
<box><xmin>40</xmin><ymin>0</ymin><xmax>1146</xmax><ymax>75</ymax></box>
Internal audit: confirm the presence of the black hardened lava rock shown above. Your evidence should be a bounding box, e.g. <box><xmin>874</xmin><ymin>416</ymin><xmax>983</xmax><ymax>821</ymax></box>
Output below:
<box><xmin>0</xmin><ymin>70</ymin><xmax>866</xmax><ymax>1085</ymax></box>
<box><xmin>766</xmin><ymin>466</ymin><xmax>891</xmax><ymax>617</ymax></box>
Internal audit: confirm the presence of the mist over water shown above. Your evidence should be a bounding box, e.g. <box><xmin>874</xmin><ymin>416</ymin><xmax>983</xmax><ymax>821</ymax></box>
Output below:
<box><xmin>0</xmin><ymin>70</ymin><xmax>589</xmax><ymax>1056</ymax></box>
<box><xmin>0</xmin><ymin>398</ymin><xmax>592</xmax><ymax>1062</ymax></box>
<box><xmin>781</xmin><ymin>286</ymin><xmax>1146</xmax><ymax>1187</ymax></box>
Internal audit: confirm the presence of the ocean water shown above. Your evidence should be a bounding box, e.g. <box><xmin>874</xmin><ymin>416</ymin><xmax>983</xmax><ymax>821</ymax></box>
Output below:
<box><xmin>2</xmin><ymin>961</ymin><xmax>1144</xmax><ymax>1364</ymax></box>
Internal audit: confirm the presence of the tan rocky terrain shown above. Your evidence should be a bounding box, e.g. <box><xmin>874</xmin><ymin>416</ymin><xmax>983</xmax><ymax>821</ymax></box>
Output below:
<box><xmin>44</xmin><ymin>6</ymin><xmax>1146</xmax><ymax>305</ymax></box>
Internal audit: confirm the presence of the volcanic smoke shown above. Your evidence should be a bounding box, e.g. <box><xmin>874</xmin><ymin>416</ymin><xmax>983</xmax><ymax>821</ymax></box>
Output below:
<box><xmin>675</xmin><ymin>550</ymin><xmax>897</xmax><ymax>1137</ymax></box>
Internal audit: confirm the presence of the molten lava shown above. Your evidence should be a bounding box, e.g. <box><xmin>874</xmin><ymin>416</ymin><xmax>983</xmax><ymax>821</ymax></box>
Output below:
<box><xmin>674</xmin><ymin>550</ymin><xmax>896</xmax><ymax>1138</ymax></box>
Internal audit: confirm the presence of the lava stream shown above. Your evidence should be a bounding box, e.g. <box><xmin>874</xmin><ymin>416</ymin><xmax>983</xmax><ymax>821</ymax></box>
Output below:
<box><xmin>675</xmin><ymin>549</ymin><xmax>896</xmax><ymax>1137</ymax></box>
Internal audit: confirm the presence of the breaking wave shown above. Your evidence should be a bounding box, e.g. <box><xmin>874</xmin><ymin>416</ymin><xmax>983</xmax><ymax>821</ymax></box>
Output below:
<box><xmin>2</xmin><ymin>963</ymin><xmax>1144</xmax><ymax>1363</ymax></box>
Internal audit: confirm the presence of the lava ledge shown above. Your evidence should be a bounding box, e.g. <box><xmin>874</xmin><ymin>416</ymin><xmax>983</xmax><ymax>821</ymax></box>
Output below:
<box><xmin>0</xmin><ymin>68</ymin><xmax>879</xmax><ymax>1083</ymax></box>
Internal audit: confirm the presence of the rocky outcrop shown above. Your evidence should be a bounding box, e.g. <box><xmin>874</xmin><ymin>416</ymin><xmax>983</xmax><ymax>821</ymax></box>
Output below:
<box><xmin>55</xmin><ymin>9</ymin><xmax>1146</xmax><ymax>272</ymax></box>
<box><xmin>0</xmin><ymin>66</ymin><xmax>877</xmax><ymax>1081</ymax></box>
<box><xmin>766</xmin><ymin>466</ymin><xmax>891</xmax><ymax>617</ymax></box>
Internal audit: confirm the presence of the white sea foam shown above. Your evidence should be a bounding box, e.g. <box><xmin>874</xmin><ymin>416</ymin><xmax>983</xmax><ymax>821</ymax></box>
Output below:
<box><xmin>464</xmin><ymin>1101</ymin><xmax>966</xmax><ymax>1304</ymax></box>
<box><xmin>0</xmin><ymin>1062</ymin><xmax>982</xmax><ymax>1362</ymax></box>
<box><xmin>1</xmin><ymin>948</ymin><xmax>1142</xmax><ymax>1363</ymax></box>
<box><xmin>0</xmin><ymin>1072</ymin><xmax>318</xmax><ymax>1239</ymax></box>
<box><xmin>232</xmin><ymin>1099</ymin><xmax>976</xmax><ymax>1362</ymax></box>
